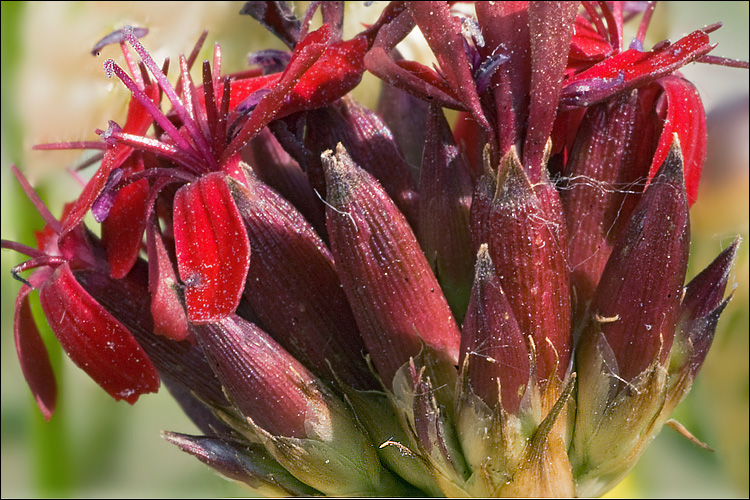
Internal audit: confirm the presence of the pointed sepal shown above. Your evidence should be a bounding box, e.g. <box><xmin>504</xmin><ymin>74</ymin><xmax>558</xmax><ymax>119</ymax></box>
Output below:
<box><xmin>162</xmin><ymin>432</ymin><xmax>319</xmax><ymax>496</ymax></box>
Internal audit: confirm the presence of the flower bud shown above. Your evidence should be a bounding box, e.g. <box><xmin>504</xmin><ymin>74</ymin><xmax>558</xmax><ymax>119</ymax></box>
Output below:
<box><xmin>162</xmin><ymin>432</ymin><xmax>319</xmax><ymax>496</ymax></box>
<box><xmin>192</xmin><ymin>314</ymin><xmax>408</xmax><ymax>496</ymax></box>
<box><xmin>487</xmin><ymin>148</ymin><xmax>571</xmax><ymax>382</ymax></box>
<box><xmin>460</xmin><ymin>245</ymin><xmax>529</xmax><ymax>414</ymax></box>
<box><xmin>191</xmin><ymin>314</ymin><xmax>325</xmax><ymax>438</ymax></box>
<box><xmin>306</xmin><ymin>97</ymin><xmax>419</xmax><ymax>227</ymax></box>
<box><xmin>571</xmin><ymin>139</ymin><xmax>691</xmax><ymax>497</ymax></box>
<box><xmin>586</xmin><ymin>138</ymin><xmax>690</xmax><ymax>381</ymax></box>
<box><xmin>228</xmin><ymin>166</ymin><xmax>375</xmax><ymax>390</ymax></box>
<box><xmin>243</xmin><ymin>127</ymin><xmax>326</xmax><ymax>236</ymax></box>
<box><xmin>418</xmin><ymin>105</ymin><xmax>474</xmax><ymax>320</ymax></box>
<box><xmin>39</xmin><ymin>263</ymin><xmax>160</xmax><ymax>403</ymax></box>
<box><xmin>322</xmin><ymin>143</ymin><xmax>461</xmax><ymax>386</ymax></box>
<box><xmin>377</xmin><ymin>70</ymin><xmax>430</xmax><ymax>168</ymax></box>
<box><xmin>561</xmin><ymin>90</ymin><xmax>647</xmax><ymax>303</ymax></box>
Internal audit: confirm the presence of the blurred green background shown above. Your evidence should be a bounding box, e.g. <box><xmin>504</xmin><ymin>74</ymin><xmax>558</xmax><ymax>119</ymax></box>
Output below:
<box><xmin>2</xmin><ymin>2</ymin><xmax>748</xmax><ymax>497</ymax></box>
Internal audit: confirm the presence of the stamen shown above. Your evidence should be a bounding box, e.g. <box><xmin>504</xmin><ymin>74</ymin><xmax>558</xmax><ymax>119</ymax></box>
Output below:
<box><xmin>179</xmin><ymin>55</ymin><xmax>197</xmax><ymax>122</ymax></box>
<box><xmin>91</xmin><ymin>168</ymin><xmax>125</xmax><ymax>222</ymax></box>
<box><xmin>144</xmin><ymin>175</ymin><xmax>188</xmax><ymax>221</ymax></box>
<box><xmin>598</xmin><ymin>0</ymin><xmax>622</xmax><ymax>51</ymax></box>
<box><xmin>461</xmin><ymin>17</ymin><xmax>484</xmax><ymax>48</ymax></box>
<box><xmin>71</xmin><ymin>151</ymin><xmax>105</xmax><ymax>172</ymax></box>
<box><xmin>97</xmin><ymin>120</ymin><xmax>122</xmax><ymax>147</ymax></box>
<box><xmin>104</xmin><ymin>59</ymin><xmax>200</xmax><ymax>161</ymax></box>
<box><xmin>11</xmin><ymin>256</ymin><xmax>68</xmax><ymax>287</ymax></box>
<box><xmin>108</xmin><ymin>130</ymin><xmax>206</xmax><ymax>174</ymax></box>
<box><xmin>702</xmin><ymin>22</ymin><xmax>723</xmax><ymax>34</ymax></box>
<box><xmin>227</xmin><ymin>68</ymin><xmax>264</xmax><ymax>80</ymax></box>
<box><xmin>11</xmin><ymin>166</ymin><xmax>63</xmax><ymax>235</ymax></box>
<box><xmin>91</xmin><ymin>26</ymin><xmax>148</xmax><ymax>56</ymax></box>
<box><xmin>125</xmin><ymin>30</ymin><xmax>215</xmax><ymax>168</ymax></box>
<box><xmin>247</xmin><ymin>49</ymin><xmax>291</xmax><ymax>74</ymax></box>
<box><xmin>138</xmin><ymin>60</ymin><xmax>152</xmax><ymax>88</ymax></box>
<box><xmin>698</xmin><ymin>54</ymin><xmax>750</xmax><ymax>69</ymax></box>
<box><xmin>128</xmin><ymin>167</ymin><xmax>197</xmax><ymax>185</ymax></box>
<box><xmin>582</xmin><ymin>2</ymin><xmax>609</xmax><ymax>46</ymax></box>
<box><xmin>1</xmin><ymin>240</ymin><xmax>47</xmax><ymax>260</ymax></box>
<box><xmin>202</xmin><ymin>61</ymin><xmax>219</xmax><ymax>154</ymax></box>
<box><xmin>33</xmin><ymin>141</ymin><xmax>107</xmax><ymax>151</ymax></box>
<box><xmin>11</xmin><ymin>268</ymin><xmax>32</xmax><ymax>288</ymax></box>
<box><xmin>299</xmin><ymin>1</ymin><xmax>322</xmax><ymax>40</ymax></box>
<box><xmin>212</xmin><ymin>42</ymin><xmax>222</xmax><ymax>89</ymax></box>
<box><xmin>186</xmin><ymin>30</ymin><xmax>209</xmax><ymax>71</ymax></box>
<box><xmin>635</xmin><ymin>1</ymin><xmax>657</xmax><ymax>45</ymax></box>
<box><xmin>216</xmin><ymin>75</ymin><xmax>231</xmax><ymax>149</ymax></box>
<box><xmin>474</xmin><ymin>52</ymin><xmax>509</xmax><ymax>94</ymax></box>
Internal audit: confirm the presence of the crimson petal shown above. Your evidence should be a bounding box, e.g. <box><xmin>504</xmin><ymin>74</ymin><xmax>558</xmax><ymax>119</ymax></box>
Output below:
<box><xmin>102</xmin><ymin>178</ymin><xmax>149</xmax><ymax>278</ymax></box>
<box><xmin>146</xmin><ymin>220</ymin><xmax>189</xmax><ymax>341</ymax></box>
<box><xmin>648</xmin><ymin>75</ymin><xmax>707</xmax><ymax>205</ymax></box>
<box><xmin>288</xmin><ymin>35</ymin><xmax>369</xmax><ymax>111</ymax></box>
<box><xmin>418</xmin><ymin>105</ymin><xmax>474</xmax><ymax>320</ymax></box>
<box><xmin>221</xmin><ymin>24</ymin><xmax>331</xmax><ymax>164</ymax></box>
<box><xmin>476</xmin><ymin>1</ymin><xmax>530</xmax><ymax>155</ymax></box>
<box><xmin>523</xmin><ymin>1</ymin><xmax>578</xmax><ymax>178</ymax></box>
<box><xmin>173</xmin><ymin>172</ymin><xmax>250</xmax><ymax>323</ymax></box>
<box><xmin>14</xmin><ymin>284</ymin><xmax>57</xmax><ymax>420</ymax></box>
<box><xmin>364</xmin><ymin>47</ymin><xmax>463</xmax><ymax>110</ymax></box>
<box><xmin>38</xmin><ymin>263</ymin><xmax>159</xmax><ymax>403</ymax></box>
<box><xmin>561</xmin><ymin>28</ymin><xmax>715</xmax><ymax>108</ymax></box>
<box><xmin>61</xmin><ymin>84</ymin><xmax>159</xmax><ymax>235</ymax></box>
<box><xmin>407</xmin><ymin>2</ymin><xmax>489</xmax><ymax>130</ymax></box>
<box><xmin>568</xmin><ymin>14</ymin><xmax>613</xmax><ymax>64</ymax></box>
<box><xmin>74</xmin><ymin>266</ymin><xmax>229</xmax><ymax>411</ymax></box>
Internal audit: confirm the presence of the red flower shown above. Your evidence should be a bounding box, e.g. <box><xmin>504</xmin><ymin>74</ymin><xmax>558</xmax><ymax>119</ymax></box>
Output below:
<box><xmin>4</xmin><ymin>167</ymin><xmax>159</xmax><ymax>420</ymax></box>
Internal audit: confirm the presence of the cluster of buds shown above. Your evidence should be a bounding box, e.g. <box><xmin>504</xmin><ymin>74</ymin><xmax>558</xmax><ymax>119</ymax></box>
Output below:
<box><xmin>2</xmin><ymin>2</ymin><xmax>746</xmax><ymax>497</ymax></box>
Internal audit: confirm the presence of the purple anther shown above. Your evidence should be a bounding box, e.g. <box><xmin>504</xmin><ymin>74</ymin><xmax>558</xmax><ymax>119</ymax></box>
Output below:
<box><xmin>92</xmin><ymin>168</ymin><xmax>124</xmax><ymax>222</ymax></box>
<box><xmin>92</xmin><ymin>26</ymin><xmax>148</xmax><ymax>56</ymax></box>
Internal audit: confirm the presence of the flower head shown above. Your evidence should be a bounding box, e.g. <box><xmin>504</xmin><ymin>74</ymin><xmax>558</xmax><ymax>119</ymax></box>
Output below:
<box><xmin>2</xmin><ymin>1</ymin><xmax>747</xmax><ymax>497</ymax></box>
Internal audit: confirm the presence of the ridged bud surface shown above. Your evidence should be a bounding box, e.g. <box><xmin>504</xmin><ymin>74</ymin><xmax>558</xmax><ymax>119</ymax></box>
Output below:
<box><xmin>323</xmin><ymin>144</ymin><xmax>461</xmax><ymax>386</ymax></box>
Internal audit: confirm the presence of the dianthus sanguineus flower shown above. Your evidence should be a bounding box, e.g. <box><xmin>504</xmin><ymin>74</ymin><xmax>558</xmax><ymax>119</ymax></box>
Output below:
<box><xmin>2</xmin><ymin>1</ymin><xmax>748</xmax><ymax>497</ymax></box>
